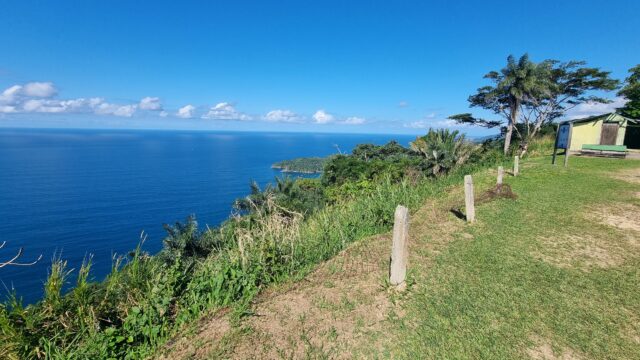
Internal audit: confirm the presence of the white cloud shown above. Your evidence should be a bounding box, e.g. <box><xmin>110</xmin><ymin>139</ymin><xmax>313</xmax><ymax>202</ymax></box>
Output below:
<box><xmin>22</xmin><ymin>82</ymin><xmax>57</xmax><ymax>98</ymax></box>
<box><xmin>312</xmin><ymin>109</ymin><xmax>334</xmax><ymax>124</ymax></box>
<box><xmin>0</xmin><ymin>105</ymin><xmax>17</xmax><ymax>113</ymax></box>
<box><xmin>398</xmin><ymin>101</ymin><xmax>409</xmax><ymax>108</ymax></box>
<box><xmin>14</xmin><ymin>97</ymin><xmax>108</xmax><ymax>114</ymax></box>
<box><xmin>95</xmin><ymin>102</ymin><xmax>137</xmax><ymax>117</ymax></box>
<box><xmin>23</xmin><ymin>99</ymin><xmax>66</xmax><ymax>113</ymax></box>
<box><xmin>342</xmin><ymin>116</ymin><xmax>366</xmax><ymax>125</ymax></box>
<box><xmin>159</xmin><ymin>110</ymin><xmax>168</xmax><ymax>117</ymax></box>
<box><xmin>405</xmin><ymin>121</ymin><xmax>429</xmax><ymax>129</ymax></box>
<box><xmin>404</xmin><ymin>119</ymin><xmax>464</xmax><ymax>129</ymax></box>
<box><xmin>264</xmin><ymin>109</ymin><xmax>302</xmax><ymax>123</ymax></box>
<box><xmin>0</xmin><ymin>85</ymin><xmax>23</xmax><ymax>103</ymax></box>
<box><xmin>566</xmin><ymin>97</ymin><xmax>627</xmax><ymax>120</ymax></box>
<box><xmin>139</xmin><ymin>96</ymin><xmax>162</xmax><ymax>110</ymax></box>
<box><xmin>177</xmin><ymin>104</ymin><xmax>196</xmax><ymax>119</ymax></box>
<box><xmin>202</xmin><ymin>102</ymin><xmax>251</xmax><ymax>121</ymax></box>
<box><xmin>0</xmin><ymin>82</ymin><xmax>139</xmax><ymax>117</ymax></box>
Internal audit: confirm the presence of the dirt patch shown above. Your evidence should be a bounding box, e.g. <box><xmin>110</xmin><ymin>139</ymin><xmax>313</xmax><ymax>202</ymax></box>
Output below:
<box><xmin>157</xmin><ymin>234</ymin><xmax>395</xmax><ymax>359</ymax></box>
<box><xmin>534</xmin><ymin>233</ymin><xmax>627</xmax><ymax>269</ymax></box>
<box><xmin>450</xmin><ymin>184</ymin><xmax>518</xmax><ymax>221</ymax></box>
<box><xmin>156</xmin><ymin>310</ymin><xmax>231</xmax><ymax>359</ymax></box>
<box><xmin>586</xmin><ymin>203</ymin><xmax>640</xmax><ymax>233</ymax></box>
<box><xmin>612</xmin><ymin>167</ymin><xmax>640</xmax><ymax>184</ymax></box>
<box><xmin>230</xmin><ymin>235</ymin><xmax>392</xmax><ymax>359</ymax></box>
<box><xmin>535</xmin><ymin>202</ymin><xmax>640</xmax><ymax>269</ymax></box>
<box><xmin>480</xmin><ymin>183</ymin><xmax>518</xmax><ymax>202</ymax></box>
<box><xmin>526</xmin><ymin>336</ymin><xmax>582</xmax><ymax>360</ymax></box>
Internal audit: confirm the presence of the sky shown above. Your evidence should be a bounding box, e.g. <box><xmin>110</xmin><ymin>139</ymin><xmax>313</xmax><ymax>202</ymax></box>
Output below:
<box><xmin>0</xmin><ymin>0</ymin><xmax>638</xmax><ymax>135</ymax></box>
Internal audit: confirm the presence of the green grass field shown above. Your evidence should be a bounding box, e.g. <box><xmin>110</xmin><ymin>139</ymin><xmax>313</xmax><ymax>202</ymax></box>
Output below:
<box><xmin>388</xmin><ymin>157</ymin><xmax>640</xmax><ymax>359</ymax></box>
<box><xmin>159</xmin><ymin>156</ymin><xmax>640</xmax><ymax>359</ymax></box>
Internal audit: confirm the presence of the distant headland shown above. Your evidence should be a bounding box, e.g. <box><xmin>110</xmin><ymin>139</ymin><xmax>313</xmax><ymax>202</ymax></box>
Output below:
<box><xmin>271</xmin><ymin>157</ymin><xmax>327</xmax><ymax>173</ymax></box>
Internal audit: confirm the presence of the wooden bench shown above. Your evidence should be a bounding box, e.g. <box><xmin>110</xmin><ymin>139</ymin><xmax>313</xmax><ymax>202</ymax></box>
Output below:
<box><xmin>580</xmin><ymin>144</ymin><xmax>627</xmax><ymax>158</ymax></box>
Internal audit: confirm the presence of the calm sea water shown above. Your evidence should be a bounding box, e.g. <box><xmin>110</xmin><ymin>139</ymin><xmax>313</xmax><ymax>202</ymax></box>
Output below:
<box><xmin>0</xmin><ymin>128</ymin><xmax>414</xmax><ymax>304</ymax></box>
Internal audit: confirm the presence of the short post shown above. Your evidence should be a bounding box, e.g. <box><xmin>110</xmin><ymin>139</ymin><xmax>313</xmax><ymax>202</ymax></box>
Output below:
<box><xmin>464</xmin><ymin>175</ymin><xmax>475</xmax><ymax>223</ymax></box>
<box><xmin>513</xmin><ymin>156</ymin><xmax>519</xmax><ymax>176</ymax></box>
<box><xmin>564</xmin><ymin>122</ymin><xmax>574</xmax><ymax>167</ymax></box>
<box><xmin>390</xmin><ymin>205</ymin><xmax>409</xmax><ymax>286</ymax></box>
<box><xmin>497</xmin><ymin>166</ymin><xmax>504</xmax><ymax>185</ymax></box>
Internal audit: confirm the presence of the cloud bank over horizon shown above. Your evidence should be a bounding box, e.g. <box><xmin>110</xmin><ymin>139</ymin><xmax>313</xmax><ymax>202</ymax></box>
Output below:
<box><xmin>0</xmin><ymin>81</ymin><xmax>627</xmax><ymax>134</ymax></box>
<box><xmin>0</xmin><ymin>81</ymin><xmax>374</xmax><ymax>129</ymax></box>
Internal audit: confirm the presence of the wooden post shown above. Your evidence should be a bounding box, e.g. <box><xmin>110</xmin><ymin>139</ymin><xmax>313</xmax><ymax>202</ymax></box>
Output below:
<box><xmin>497</xmin><ymin>166</ymin><xmax>504</xmax><ymax>185</ymax></box>
<box><xmin>464</xmin><ymin>175</ymin><xmax>475</xmax><ymax>223</ymax></box>
<box><xmin>552</xmin><ymin>124</ymin><xmax>560</xmax><ymax>165</ymax></box>
<box><xmin>513</xmin><ymin>156</ymin><xmax>519</xmax><ymax>176</ymax></box>
<box><xmin>390</xmin><ymin>205</ymin><xmax>409</xmax><ymax>286</ymax></box>
<box><xmin>563</xmin><ymin>123</ymin><xmax>573</xmax><ymax>167</ymax></box>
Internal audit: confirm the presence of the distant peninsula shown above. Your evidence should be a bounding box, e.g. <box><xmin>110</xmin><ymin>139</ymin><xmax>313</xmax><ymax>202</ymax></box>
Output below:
<box><xmin>272</xmin><ymin>157</ymin><xmax>327</xmax><ymax>173</ymax></box>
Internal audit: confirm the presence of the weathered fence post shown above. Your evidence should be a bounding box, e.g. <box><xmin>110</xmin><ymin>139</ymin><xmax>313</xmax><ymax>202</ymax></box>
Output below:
<box><xmin>497</xmin><ymin>166</ymin><xmax>504</xmax><ymax>186</ymax></box>
<box><xmin>513</xmin><ymin>156</ymin><xmax>519</xmax><ymax>176</ymax></box>
<box><xmin>390</xmin><ymin>205</ymin><xmax>409</xmax><ymax>286</ymax></box>
<box><xmin>464</xmin><ymin>175</ymin><xmax>475</xmax><ymax>223</ymax></box>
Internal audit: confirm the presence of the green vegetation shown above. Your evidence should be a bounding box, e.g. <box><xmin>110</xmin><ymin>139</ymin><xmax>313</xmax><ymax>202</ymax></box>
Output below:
<box><xmin>618</xmin><ymin>64</ymin><xmax>640</xmax><ymax>118</ymax></box>
<box><xmin>410</xmin><ymin>129</ymin><xmax>477</xmax><ymax>176</ymax></box>
<box><xmin>271</xmin><ymin>157</ymin><xmax>327</xmax><ymax>173</ymax></box>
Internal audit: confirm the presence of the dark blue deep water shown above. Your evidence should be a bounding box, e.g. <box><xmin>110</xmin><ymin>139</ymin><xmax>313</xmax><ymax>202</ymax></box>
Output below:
<box><xmin>0</xmin><ymin>128</ymin><xmax>414</xmax><ymax>304</ymax></box>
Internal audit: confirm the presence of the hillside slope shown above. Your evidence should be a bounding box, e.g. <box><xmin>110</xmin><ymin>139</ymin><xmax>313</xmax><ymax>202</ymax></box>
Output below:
<box><xmin>156</xmin><ymin>157</ymin><xmax>640</xmax><ymax>359</ymax></box>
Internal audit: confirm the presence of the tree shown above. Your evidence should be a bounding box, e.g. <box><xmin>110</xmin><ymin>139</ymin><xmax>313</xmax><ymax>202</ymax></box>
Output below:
<box><xmin>0</xmin><ymin>241</ymin><xmax>42</xmax><ymax>268</ymax></box>
<box><xmin>516</xmin><ymin>60</ymin><xmax>619</xmax><ymax>154</ymax></box>
<box><xmin>410</xmin><ymin>128</ymin><xmax>477</xmax><ymax>176</ymax></box>
<box><xmin>618</xmin><ymin>64</ymin><xmax>640</xmax><ymax>118</ymax></box>
<box><xmin>450</xmin><ymin>54</ymin><xmax>548</xmax><ymax>155</ymax></box>
<box><xmin>450</xmin><ymin>55</ymin><xmax>619</xmax><ymax>155</ymax></box>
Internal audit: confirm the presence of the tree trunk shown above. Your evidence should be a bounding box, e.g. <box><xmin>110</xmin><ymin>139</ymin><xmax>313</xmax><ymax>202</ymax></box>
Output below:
<box><xmin>503</xmin><ymin>99</ymin><xmax>520</xmax><ymax>155</ymax></box>
<box><xmin>503</xmin><ymin>122</ymin><xmax>513</xmax><ymax>155</ymax></box>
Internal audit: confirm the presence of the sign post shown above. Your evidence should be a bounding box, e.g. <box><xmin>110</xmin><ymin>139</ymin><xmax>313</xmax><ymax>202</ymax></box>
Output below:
<box><xmin>552</xmin><ymin>122</ymin><xmax>572</xmax><ymax>166</ymax></box>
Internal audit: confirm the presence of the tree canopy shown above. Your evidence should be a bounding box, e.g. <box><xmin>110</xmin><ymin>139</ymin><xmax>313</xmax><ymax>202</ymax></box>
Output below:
<box><xmin>618</xmin><ymin>64</ymin><xmax>640</xmax><ymax>119</ymax></box>
<box><xmin>450</xmin><ymin>54</ymin><xmax>619</xmax><ymax>155</ymax></box>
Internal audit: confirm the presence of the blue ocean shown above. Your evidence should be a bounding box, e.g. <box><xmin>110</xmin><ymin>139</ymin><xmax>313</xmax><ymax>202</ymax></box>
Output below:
<box><xmin>0</xmin><ymin>129</ymin><xmax>414</xmax><ymax>304</ymax></box>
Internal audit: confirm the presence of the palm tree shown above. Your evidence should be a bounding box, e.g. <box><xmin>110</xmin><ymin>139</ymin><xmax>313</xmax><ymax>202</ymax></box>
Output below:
<box><xmin>410</xmin><ymin>129</ymin><xmax>477</xmax><ymax>176</ymax></box>
<box><xmin>233</xmin><ymin>181</ymin><xmax>272</xmax><ymax>214</ymax></box>
<box><xmin>489</xmin><ymin>54</ymin><xmax>549</xmax><ymax>154</ymax></box>
<box><xmin>453</xmin><ymin>54</ymin><xmax>550</xmax><ymax>155</ymax></box>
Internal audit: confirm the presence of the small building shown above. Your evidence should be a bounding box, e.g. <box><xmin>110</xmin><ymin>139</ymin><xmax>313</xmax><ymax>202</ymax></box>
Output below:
<box><xmin>563</xmin><ymin>112</ymin><xmax>640</xmax><ymax>151</ymax></box>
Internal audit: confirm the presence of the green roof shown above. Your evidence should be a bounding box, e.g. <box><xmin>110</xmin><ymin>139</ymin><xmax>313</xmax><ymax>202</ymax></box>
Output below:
<box><xmin>563</xmin><ymin>112</ymin><xmax>638</xmax><ymax>125</ymax></box>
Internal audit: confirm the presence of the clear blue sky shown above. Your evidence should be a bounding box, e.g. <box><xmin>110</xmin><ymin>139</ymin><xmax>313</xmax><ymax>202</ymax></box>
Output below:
<box><xmin>0</xmin><ymin>0</ymin><xmax>638</xmax><ymax>135</ymax></box>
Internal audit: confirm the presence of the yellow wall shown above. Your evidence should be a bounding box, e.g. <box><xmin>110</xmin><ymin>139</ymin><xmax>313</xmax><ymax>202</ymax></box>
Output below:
<box><xmin>570</xmin><ymin>120</ymin><xmax>602</xmax><ymax>151</ymax></box>
<box><xmin>617</xmin><ymin>120</ymin><xmax>628</xmax><ymax>145</ymax></box>
<box><xmin>569</xmin><ymin>117</ymin><xmax>629</xmax><ymax>150</ymax></box>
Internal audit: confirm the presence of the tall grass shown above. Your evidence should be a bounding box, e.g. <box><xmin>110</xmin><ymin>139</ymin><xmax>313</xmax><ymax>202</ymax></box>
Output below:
<box><xmin>0</xmin><ymin>136</ymin><xmax>521</xmax><ymax>359</ymax></box>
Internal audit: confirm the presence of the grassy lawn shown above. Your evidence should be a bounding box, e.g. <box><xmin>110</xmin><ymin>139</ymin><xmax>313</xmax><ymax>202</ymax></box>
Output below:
<box><xmin>389</xmin><ymin>157</ymin><xmax>640</xmax><ymax>359</ymax></box>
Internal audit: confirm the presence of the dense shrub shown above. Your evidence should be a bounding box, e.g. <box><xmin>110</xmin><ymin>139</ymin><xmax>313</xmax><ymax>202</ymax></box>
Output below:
<box><xmin>322</xmin><ymin>141</ymin><xmax>428</xmax><ymax>186</ymax></box>
<box><xmin>410</xmin><ymin>129</ymin><xmax>478</xmax><ymax>176</ymax></box>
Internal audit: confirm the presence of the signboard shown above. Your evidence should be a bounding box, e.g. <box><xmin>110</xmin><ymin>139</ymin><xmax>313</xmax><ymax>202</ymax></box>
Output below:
<box><xmin>556</xmin><ymin>124</ymin><xmax>571</xmax><ymax>150</ymax></box>
<box><xmin>552</xmin><ymin>122</ymin><xmax>573</xmax><ymax>166</ymax></box>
